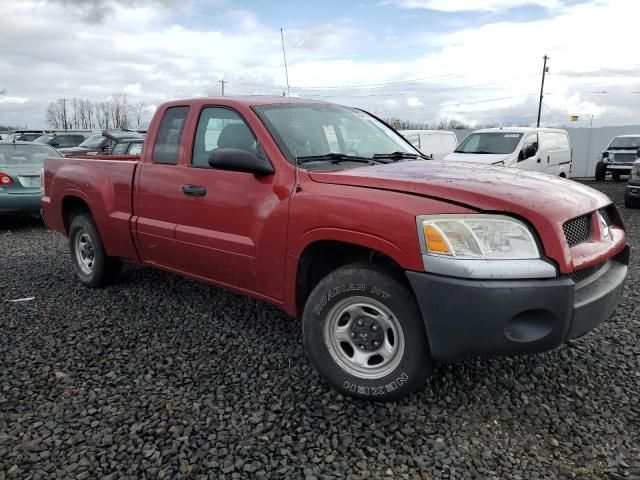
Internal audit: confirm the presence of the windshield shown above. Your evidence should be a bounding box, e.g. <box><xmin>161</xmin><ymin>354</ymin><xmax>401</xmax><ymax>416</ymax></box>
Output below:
<box><xmin>609</xmin><ymin>137</ymin><xmax>640</xmax><ymax>149</ymax></box>
<box><xmin>79</xmin><ymin>134</ymin><xmax>105</xmax><ymax>148</ymax></box>
<box><xmin>0</xmin><ymin>143</ymin><xmax>62</xmax><ymax>164</ymax></box>
<box><xmin>455</xmin><ymin>132</ymin><xmax>523</xmax><ymax>154</ymax></box>
<box><xmin>253</xmin><ymin>103</ymin><xmax>417</xmax><ymax>168</ymax></box>
<box><xmin>34</xmin><ymin>135</ymin><xmax>54</xmax><ymax>144</ymax></box>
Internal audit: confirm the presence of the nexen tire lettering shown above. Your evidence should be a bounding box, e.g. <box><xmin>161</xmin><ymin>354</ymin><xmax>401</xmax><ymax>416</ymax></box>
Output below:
<box><xmin>342</xmin><ymin>372</ymin><xmax>409</xmax><ymax>396</ymax></box>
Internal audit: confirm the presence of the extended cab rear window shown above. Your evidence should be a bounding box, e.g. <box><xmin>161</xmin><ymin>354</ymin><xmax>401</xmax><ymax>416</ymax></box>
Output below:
<box><xmin>153</xmin><ymin>106</ymin><xmax>189</xmax><ymax>164</ymax></box>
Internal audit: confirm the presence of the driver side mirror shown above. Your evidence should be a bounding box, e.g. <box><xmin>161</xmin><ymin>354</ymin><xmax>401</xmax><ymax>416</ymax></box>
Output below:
<box><xmin>208</xmin><ymin>147</ymin><xmax>274</xmax><ymax>175</ymax></box>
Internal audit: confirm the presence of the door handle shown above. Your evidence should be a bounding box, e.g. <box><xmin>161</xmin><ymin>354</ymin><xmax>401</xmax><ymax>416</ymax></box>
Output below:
<box><xmin>547</xmin><ymin>155</ymin><xmax>550</xmax><ymax>163</ymax></box>
<box><xmin>182</xmin><ymin>184</ymin><xmax>207</xmax><ymax>197</ymax></box>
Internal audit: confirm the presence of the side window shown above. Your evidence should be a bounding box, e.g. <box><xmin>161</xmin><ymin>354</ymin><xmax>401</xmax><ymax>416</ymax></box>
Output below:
<box><xmin>541</xmin><ymin>132</ymin><xmax>554</xmax><ymax>150</ymax></box>
<box><xmin>153</xmin><ymin>106</ymin><xmax>189</xmax><ymax>165</ymax></box>
<box><xmin>112</xmin><ymin>142</ymin><xmax>128</xmax><ymax>155</ymax></box>
<box><xmin>191</xmin><ymin>107</ymin><xmax>256</xmax><ymax>167</ymax></box>
<box><xmin>72</xmin><ymin>135</ymin><xmax>85</xmax><ymax>145</ymax></box>
<box><xmin>557</xmin><ymin>133</ymin><xmax>569</xmax><ymax>150</ymax></box>
<box><xmin>128</xmin><ymin>143</ymin><xmax>143</xmax><ymax>155</ymax></box>
<box><xmin>519</xmin><ymin>134</ymin><xmax>538</xmax><ymax>161</ymax></box>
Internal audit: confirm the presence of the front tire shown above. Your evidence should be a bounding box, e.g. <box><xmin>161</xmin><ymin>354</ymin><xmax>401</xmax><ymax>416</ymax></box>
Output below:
<box><xmin>595</xmin><ymin>162</ymin><xmax>606</xmax><ymax>181</ymax></box>
<box><xmin>69</xmin><ymin>213</ymin><xmax>120</xmax><ymax>287</ymax></box>
<box><xmin>302</xmin><ymin>264</ymin><xmax>431</xmax><ymax>400</ymax></box>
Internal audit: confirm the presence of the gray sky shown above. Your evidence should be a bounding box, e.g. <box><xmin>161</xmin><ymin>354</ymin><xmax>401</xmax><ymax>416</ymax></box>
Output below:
<box><xmin>1</xmin><ymin>0</ymin><xmax>639</xmax><ymax>128</ymax></box>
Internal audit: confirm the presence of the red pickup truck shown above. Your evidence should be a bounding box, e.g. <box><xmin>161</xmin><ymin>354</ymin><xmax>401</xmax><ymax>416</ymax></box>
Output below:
<box><xmin>42</xmin><ymin>97</ymin><xmax>630</xmax><ymax>400</ymax></box>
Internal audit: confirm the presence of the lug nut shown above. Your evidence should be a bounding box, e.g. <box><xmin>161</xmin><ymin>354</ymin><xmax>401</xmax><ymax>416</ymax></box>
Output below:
<box><xmin>359</xmin><ymin>344</ymin><xmax>365</xmax><ymax>350</ymax></box>
<box><xmin>350</xmin><ymin>332</ymin><xmax>356</xmax><ymax>338</ymax></box>
<box><xmin>357</xmin><ymin>319</ymin><xmax>364</xmax><ymax>326</ymax></box>
<box><xmin>373</xmin><ymin>340</ymin><xmax>380</xmax><ymax>347</ymax></box>
<box><xmin>371</xmin><ymin>325</ymin><xmax>378</xmax><ymax>332</ymax></box>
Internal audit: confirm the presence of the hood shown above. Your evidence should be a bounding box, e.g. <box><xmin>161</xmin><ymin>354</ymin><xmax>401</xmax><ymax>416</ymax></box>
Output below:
<box><xmin>443</xmin><ymin>152</ymin><xmax>511</xmax><ymax>164</ymax></box>
<box><xmin>308</xmin><ymin>160</ymin><xmax>611</xmax><ymax>234</ymax></box>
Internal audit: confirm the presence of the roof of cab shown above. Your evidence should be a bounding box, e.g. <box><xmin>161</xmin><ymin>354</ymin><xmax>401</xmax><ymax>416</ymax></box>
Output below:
<box><xmin>161</xmin><ymin>96</ymin><xmax>329</xmax><ymax>108</ymax></box>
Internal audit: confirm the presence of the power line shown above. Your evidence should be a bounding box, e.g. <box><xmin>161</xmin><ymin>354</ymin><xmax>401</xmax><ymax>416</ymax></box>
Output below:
<box><xmin>296</xmin><ymin>74</ymin><xmax>540</xmax><ymax>98</ymax></box>
<box><xmin>378</xmin><ymin>92</ymin><xmax>541</xmax><ymax>115</ymax></box>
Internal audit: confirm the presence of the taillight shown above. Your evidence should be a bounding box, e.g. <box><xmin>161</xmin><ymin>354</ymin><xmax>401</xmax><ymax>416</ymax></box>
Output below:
<box><xmin>40</xmin><ymin>168</ymin><xmax>45</xmax><ymax>194</ymax></box>
<box><xmin>0</xmin><ymin>172</ymin><xmax>14</xmax><ymax>186</ymax></box>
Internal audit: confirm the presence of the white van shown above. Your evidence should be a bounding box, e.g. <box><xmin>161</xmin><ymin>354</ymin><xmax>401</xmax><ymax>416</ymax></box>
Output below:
<box><xmin>444</xmin><ymin>127</ymin><xmax>572</xmax><ymax>177</ymax></box>
<box><xmin>399</xmin><ymin>130</ymin><xmax>458</xmax><ymax>160</ymax></box>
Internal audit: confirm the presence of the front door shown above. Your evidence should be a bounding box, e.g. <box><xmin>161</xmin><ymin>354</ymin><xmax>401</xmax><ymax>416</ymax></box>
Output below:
<box><xmin>174</xmin><ymin>106</ymin><xmax>290</xmax><ymax>301</ymax></box>
<box><xmin>515</xmin><ymin>133</ymin><xmax>543</xmax><ymax>172</ymax></box>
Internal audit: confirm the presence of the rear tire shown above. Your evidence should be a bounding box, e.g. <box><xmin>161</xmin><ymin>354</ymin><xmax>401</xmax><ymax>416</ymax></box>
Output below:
<box><xmin>302</xmin><ymin>264</ymin><xmax>431</xmax><ymax>400</ymax></box>
<box><xmin>69</xmin><ymin>213</ymin><xmax>121</xmax><ymax>287</ymax></box>
<box><xmin>595</xmin><ymin>163</ymin><xmax>606</xmax><ymax>181</ymax></box>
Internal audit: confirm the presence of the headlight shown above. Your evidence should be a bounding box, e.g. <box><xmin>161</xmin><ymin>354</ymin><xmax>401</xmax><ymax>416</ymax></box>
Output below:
<box><xmin>418</xmin><ymin>214</ymin><xmax>540</xmax><ymax>260</ymax></box>
<box><xmin>416</xmin><ymin>214</ymin><xmax>556</xmax><ymax>279</ymax></box>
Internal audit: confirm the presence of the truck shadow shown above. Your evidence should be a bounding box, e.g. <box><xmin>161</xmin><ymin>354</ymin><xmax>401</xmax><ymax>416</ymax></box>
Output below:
<box><xmin>0</xmin><ymin>214</ymin><xmax>44</xmax><ymax>232</ymax></box>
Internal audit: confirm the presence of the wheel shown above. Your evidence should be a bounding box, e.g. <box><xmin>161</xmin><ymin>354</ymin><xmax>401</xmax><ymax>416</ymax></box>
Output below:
<box><xmin>595</xmin><ymin>163</ymin><xmax>606</xmax><ymax>181</ymax></box>
<box><xmin>612</xmin><ymin>172</ymin><xmax>621</xmax><ymax>181</ymax></box>
<box><xmin>302</xmin><ymin>264</ymin><xmax>431</xmax><ymax>400</ymax></box>
<box><xmin>68</xmin><ymin>213</ymin><xmax>121</xmax><ymax>287</ymax></box>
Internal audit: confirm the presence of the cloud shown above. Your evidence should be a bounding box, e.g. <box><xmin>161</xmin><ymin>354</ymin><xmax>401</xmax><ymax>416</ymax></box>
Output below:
<box><xmin>385</xmin><ymin>0</ymin><xmax>560</xmax><ymax>12</ymax></box>
<box><xmin>44</xmin><ymin>0</ymin><xmax>176</xmax><ymax>22</ymax></box>
<box><xmin>1</xmin><ymin>0</ymin><xmax>639</xmax><ymax>128</ymax></box>
<box><xmin>0</xmin><ymin>96</ymin><xmax>29</xmax><ymax>104</ymax></box>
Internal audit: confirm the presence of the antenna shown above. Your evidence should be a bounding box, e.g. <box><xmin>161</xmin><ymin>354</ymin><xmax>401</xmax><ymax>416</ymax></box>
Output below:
<box><xmin>280</xmin><ymin>28</ymin><xmax>300</xmax><ymax>192</ymax></box>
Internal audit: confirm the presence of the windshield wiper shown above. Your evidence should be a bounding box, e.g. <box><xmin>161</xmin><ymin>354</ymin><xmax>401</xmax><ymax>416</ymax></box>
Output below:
<box><xmin>372</xmin><ymin>151</ymin><xmax>426</xmax><ymax>161</ymax></box>
<box><xmin>297</xmin><ymin>153</ymin><xmax>377</xmax><ymax>165</ymax></box>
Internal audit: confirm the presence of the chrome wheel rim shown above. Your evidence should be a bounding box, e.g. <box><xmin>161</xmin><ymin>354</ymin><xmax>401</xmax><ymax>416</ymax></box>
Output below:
<box><xmin>75</xmin><ymin>232</ymin><xmax>95</xmax><ymax>274</ymax></box>
<box><xmin>323</xmin><ymin>296</ymin><xmax>405</xmax><ymax>380</ymax></box>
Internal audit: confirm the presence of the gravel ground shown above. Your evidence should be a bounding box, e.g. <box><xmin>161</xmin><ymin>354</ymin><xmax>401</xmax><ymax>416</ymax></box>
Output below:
<box><xmin>1</xmin><ymin>180</ymin><xmax>639</xmax><ymax>480</ymax></box>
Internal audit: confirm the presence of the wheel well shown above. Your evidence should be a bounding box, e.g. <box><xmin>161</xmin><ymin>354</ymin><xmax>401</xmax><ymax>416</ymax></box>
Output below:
<box><xmin>62</xmin><ymin>196</ymin><xmax>91</xmax><ymax>233</ymax></box>
<box><xmin>296</xmin><ymin>241</ymin><xmax>406</xmax><ymax>315</ymax></box>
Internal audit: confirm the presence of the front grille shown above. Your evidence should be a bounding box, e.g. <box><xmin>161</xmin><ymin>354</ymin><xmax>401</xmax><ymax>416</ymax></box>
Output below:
<box><xmin>569</xmin><ymin>262</ymin><xmax>606</xmax><ymax>283</ymax></box>
<box><xmin>563</xmin><ymin>214</ymin><xmax>592</xmax><ymax>247</ymax></box>
<box><xmin>611</xmin><ymin>153</ymin><xmax>636</xmax><ymax>163</ymax></box>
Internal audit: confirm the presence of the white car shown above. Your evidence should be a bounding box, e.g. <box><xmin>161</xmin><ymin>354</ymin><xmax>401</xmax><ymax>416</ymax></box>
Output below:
<box><xmin>444</xmin><ymin>127</ymin><xmax>572</xmax><ymax>177</ymax></box>
<box><xmin>399</xmin><ymin>130</ymin><xmax>458</xmax><ymax>160</ymax></box>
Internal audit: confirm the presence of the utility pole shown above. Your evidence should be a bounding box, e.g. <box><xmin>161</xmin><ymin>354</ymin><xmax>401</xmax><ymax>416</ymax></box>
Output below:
<box><xmin>536</xmin><ymin>55</ymin><xmax>549</xmax><ymax>127</ymax></box>
<box><xmin>62</xmin><ymin>98</ymin><xmax>68</xmax><ymax>130</ymax></box>
<box><xmin>219</xmin><ymin>80</ymin><xmax>225</xmax><ymax>96</ymax></box>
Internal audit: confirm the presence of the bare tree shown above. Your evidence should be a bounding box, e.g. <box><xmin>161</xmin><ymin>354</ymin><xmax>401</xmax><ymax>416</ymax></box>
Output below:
<box><xmin>130</xmin><ymin>101</ymin><xmax>147</xmax><ymax>127</ymax></box>
<box><xmin>46</xmin><ymin>93</ymin><xmax>142</xmax><ymax>130</ymax></box>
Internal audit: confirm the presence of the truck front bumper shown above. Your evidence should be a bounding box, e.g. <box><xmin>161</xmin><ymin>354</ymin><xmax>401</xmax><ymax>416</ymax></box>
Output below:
<box><xmin>406</xmin><ymin>246</ymin><xmax>630</xmax><ymax>362</ymax></box>
<box><xmin>626</xmin><ymin>182</ymin><xmax>640</xmax><ymax>199</ymax></box>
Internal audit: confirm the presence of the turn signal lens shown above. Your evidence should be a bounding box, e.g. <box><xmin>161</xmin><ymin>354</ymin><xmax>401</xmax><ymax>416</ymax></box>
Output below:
<box><xmin>0</xmin><ymin>172</ymin><xmax>14</xmax><ymax>185</ymax></box>
<box><xmin>424</xmin><ymin>225</ymin><xmax>451</xmax><ymax>255</ymax></box>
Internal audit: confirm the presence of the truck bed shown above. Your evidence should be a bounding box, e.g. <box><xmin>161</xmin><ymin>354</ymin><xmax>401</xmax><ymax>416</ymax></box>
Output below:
<box><xmin>42</xmin><ymin>155</ymin><xmax>141</xmax><ymax>262</ymax></box>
